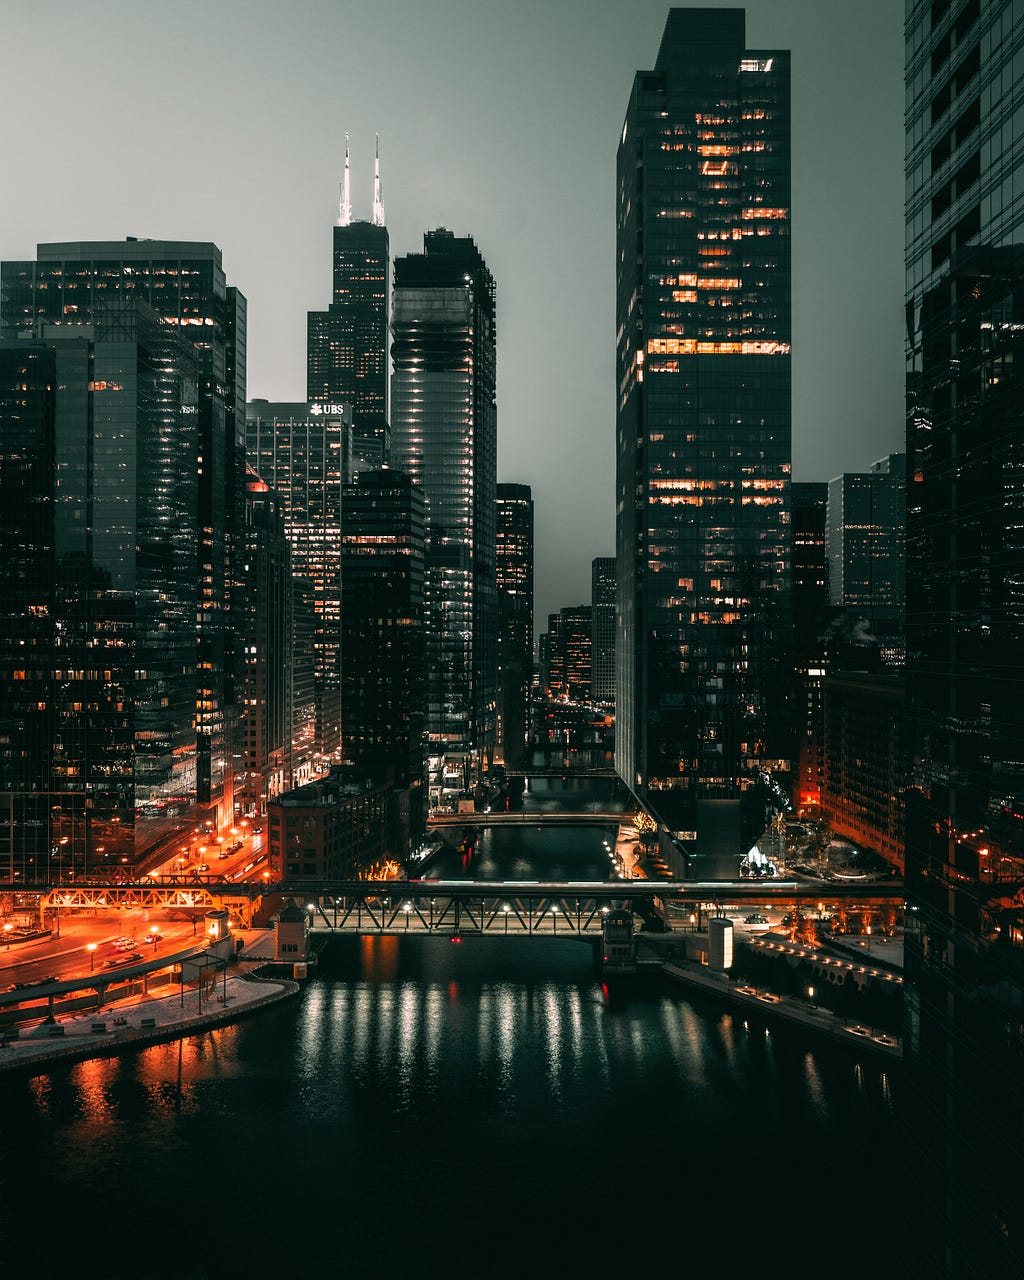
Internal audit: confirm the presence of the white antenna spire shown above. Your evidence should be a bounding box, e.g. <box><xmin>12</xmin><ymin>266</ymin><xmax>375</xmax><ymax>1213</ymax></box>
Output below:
<box><xmin>372</xmin><ymin>133</ymin><xmax>385</xmax><ymax>227</ymax></box>
<box><xmin>338</xmin><ymin>133</ymin><xmax>352</xmax><ymax>226</ymax></box>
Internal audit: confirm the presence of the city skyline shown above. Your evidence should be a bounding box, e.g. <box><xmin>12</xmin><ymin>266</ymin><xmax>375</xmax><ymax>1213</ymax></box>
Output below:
<box><xmin>1</xmin><ymin>0</ymin><xmax>903</xmax><ymax>624</ymax></box>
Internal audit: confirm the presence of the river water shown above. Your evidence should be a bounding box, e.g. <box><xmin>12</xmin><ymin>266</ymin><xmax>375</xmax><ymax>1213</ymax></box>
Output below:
<box><xmin>0</xmin><ymin>773</ymin><xmax>905</xmax><ymax>1278</ymax></box>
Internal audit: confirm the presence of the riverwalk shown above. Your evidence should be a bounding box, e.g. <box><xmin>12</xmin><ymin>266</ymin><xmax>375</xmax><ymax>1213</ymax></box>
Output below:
<box><xmin>0</xmin><ymin>972</ymin><xmax>297</xmax><ymax>1076</ymax></box>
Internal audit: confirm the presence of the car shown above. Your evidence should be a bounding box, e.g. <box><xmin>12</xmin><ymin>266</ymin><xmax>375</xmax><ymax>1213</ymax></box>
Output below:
<box><xmin>196</xmin><ymin>864</ymin><xmax>209</xmax><ymax>872</ymax></box>
<box><xmin>145</xmin><ymin>933</ymin><xmax>162</xmax><ymax>943</ymax></box>
<box><xmin>744</xmin><ymin>913</ymin><xmax>769</xmax><ymax>924</ymax></box>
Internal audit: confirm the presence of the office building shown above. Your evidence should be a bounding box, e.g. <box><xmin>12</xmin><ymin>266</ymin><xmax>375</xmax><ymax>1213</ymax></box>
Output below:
<box><xmin>496</xmin><ymin>484</ymin><xmax>534</xmax><ymax>766</ymax></box>
<box><xmin>791</xmin><ymin>482</ymin><xmax>829</xmax><ymax>814</ymax></box>
<box><xmin>546</xmin><ymin>606</ymin><xmax>592</xmax><ymax>704</ymax></box>
<box><xmin>239</xmin><ymin>466</ymin><xmax>292</xmax><ymax>817</ymax></box>
<box><xmin>825</xmin><ymin>454</ymin><xmax>906</xmax><ymax>668</ymax></box>
<box><xmin>615</xmin><ymin>9</ymin><xmax>792</xmax><ymax>866</ymax></box>
<box><xmin>245</xmin><ymin>400</ymin><xmax>352</xmax><ymax>764</ymax></box>
<box><xmin>1</xmin><ymin>237</ymin><xmax>247</xmax><ymax>860</ymax></box>
<box><xmin>905</xmin><ymin>0</ymin><xmax>1024</xmax><ymax>1273</ymax></box>
<box><xmin>591</xmin><ymin>557</ymin><xmax>616</xmax><ymax>707</ymax></box>
<box><xmin>307</xmin><ymin>137</ymin><xmax>390</xmax><ymax>474</ymax></box>
<box><xmin>267</xmin><ymin>766</ymin><xmax>392</xmax><ymax>881</ymax></box>
<box><xmin>391</xmin><ymin>229</ymin><xmax>497</xmax><ymax>778</ymax></box>
<box><xmin>341</xmin><ymin>467</ymin><xmax>426</xmax><ymax>851</ymax></box>
<box><xmin>0</xmin><ymin>300</ymin><xmax>200</xmax><ymax>878</ymax></box>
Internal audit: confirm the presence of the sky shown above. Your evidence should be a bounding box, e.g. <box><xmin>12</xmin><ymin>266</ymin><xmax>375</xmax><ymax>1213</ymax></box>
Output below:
<box><xmin>2</xmin><ymin>0</ymin><xmax>905</xmax><ymax>625</ymax></box>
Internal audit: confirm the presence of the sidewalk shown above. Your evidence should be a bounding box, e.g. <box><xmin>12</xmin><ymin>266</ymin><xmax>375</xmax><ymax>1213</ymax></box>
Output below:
<box><xmin>0</xmin><ymin>971</ymin><xmax>297</xmax><ymax>1075</ymax></box>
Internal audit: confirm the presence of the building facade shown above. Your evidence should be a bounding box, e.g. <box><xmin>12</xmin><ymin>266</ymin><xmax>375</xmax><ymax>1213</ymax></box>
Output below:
<box><xmin>904</xmin><ymin>1</ymin><xmax>1024</xmax><ymax>1273</ymax></box>
<box><xmin>1</xmin><ymin>238</ymin><xmax>247</xmax><ymax>848</ymax></box>
<box><xmin>245</xmin><ymin>400</ymin><xmax>352</xmax><ymax>766</ymax></box>
<box><xmin>825</xmin><ymin>454</ymin><xmax>906</xmax><ymax>669</ymax></box>
<box><xmin>240</xmin><ymin>466</ymin><xmax>292</xmax><ymax>817</ymax></box>
<box><xmin>267</xmin><ymin>766</ymin><xmax>392</xmax><ymax>881</ymax></box>
<box><xmin>590</xmin><ymin>557</ymin><xmax>616</xmax><ymax>707</ymax></box>
<box><xmin>495</xmin><ymin>483</ymin><xmax>534</xmax><ymax>766</ymax></box>
<box><xmin>307</xmin><ymin>140</ymin><xmax>390</xmax><ymax>475</ymax></box>
<box><xmin>341</xmin><ymin>467</ymin><xmax>426</xmax><ymax>852</ymax></box>
<box><xmin>615</xmin><ymin>9</ymin><xmax>792</xmax><ymax>866</ymax></box>
<box><xmin>391</xmin><ymin>229</ymin><xmax>498</xmax><ymax>777</ymax></box>
<box><xmin>0</xmin><ymin>301</ymin><xmax>200</xmax><ymax>879</ymax></box>
<box><xmin>791</xmin><ymin>482</ymin><xmax>829</xmax><ymax>815</ymax></box>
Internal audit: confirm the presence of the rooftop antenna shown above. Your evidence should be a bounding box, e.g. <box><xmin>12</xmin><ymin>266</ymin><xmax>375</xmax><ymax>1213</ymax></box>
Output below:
<box><xmin>372</xmin><ymin>134</ymin><xmax>386</xmax><ymax>227</ymax></box>
<box><xmin>338</xmin><ymin>133</ymin><xmax>352</xmax><ymax>226</ymax></box>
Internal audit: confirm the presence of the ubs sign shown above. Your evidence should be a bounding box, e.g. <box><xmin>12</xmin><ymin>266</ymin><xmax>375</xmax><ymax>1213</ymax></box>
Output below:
<box><xmin>309</xmin><ymin>402</ymin><xmax>347</xmax><ymax>417</ymax></box>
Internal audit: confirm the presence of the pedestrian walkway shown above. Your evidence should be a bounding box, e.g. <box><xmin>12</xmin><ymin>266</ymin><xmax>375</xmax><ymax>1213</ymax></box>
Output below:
<box><xmin>0</xmin><ymin>972</ymin><xmax>297</xmax><ymax>1074</ymax></box>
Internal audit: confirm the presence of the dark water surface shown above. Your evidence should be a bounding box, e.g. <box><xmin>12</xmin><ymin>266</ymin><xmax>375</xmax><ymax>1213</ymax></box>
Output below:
<box><xmin>0</xmin><ymin>774</ymin><xmax>905</xmax><ymax>1277</ymax></box>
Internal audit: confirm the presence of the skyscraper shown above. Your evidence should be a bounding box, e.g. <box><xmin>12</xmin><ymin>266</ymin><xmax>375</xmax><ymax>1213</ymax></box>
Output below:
<box><xmin>307</xmin><ymin>137</ymin><xmax>390</xmax><ymax>474</ymax></box>
<box><xmin>590</xmin><ymin>557</ymin><xmax>616</xmax><ymax>707</ymax></box>
<box><xmin>240</xmin><ymin>466</ymin><xmax>292</xmax><ymax>817</ymax></box>
<box><xmin>616</xmin><ymin>8</ymin><xmax>792</xmax><ymax>868</ymax></box>
<box><xmin>825</xmin><ymin>454</ymin><xmax>906</xmax><ymax>668</ymax></box>
<box><xmin>791</xmin><ymin>481</ymin><xmax>828</xmax><ymax>816</ymax></box>
<box><xmin>496</xmin><ymin>484</ymin><xmax>534</xmax><ymax>766</ymax></box>
<box><xmin>245</xmin><ymin>399</ymin><xmax>352</xmax><ymax>765</ymax></box>
<box><xmin>341</xmin><ymin>467</ymin><xmax>426</xmax><ymax>851</ymax></box>
<box><xmin>0</xmin><ymin>299</ymin><xmax>200</xmax><ymax>878</ymax></box>
<box><xmin>391</xmin><ymin>229</ymin><xmax>498</xmax><ymax>781</ymax></box>
<box><xmin>905</xmin><ymin>1</ymin><xmax>1024</xmax><ymax>1272</ymax></box>
<box><xmin>1</xmin><ymin>238</ymin><xmax>247</xmax><ymax>849</ymax></box>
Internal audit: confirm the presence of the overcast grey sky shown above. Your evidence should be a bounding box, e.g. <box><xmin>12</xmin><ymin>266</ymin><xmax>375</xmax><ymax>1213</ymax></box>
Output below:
<box><xmin>3</xmin><ymin>0</ymin><xmax>904</xmax><ymax>625</ymax></box>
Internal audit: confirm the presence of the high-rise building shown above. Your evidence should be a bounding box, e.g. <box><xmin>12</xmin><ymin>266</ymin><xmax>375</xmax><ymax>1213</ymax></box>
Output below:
<box><xmin>905</xmin><ymin>1</ymin><xmax>1024</xmax><ymax>1273</ymax></box>
<box><xmin>791</xmin><ymin>482</ymin><xmax>828</xmax><ymax>814</ymax></box>
<box><xmin>546</xmin><ymin>606</ymin><xmax>592</xmax><ymax>704</ymax></box>
<box><xmin>240</xmin><ymin>466</ymin><xmax>292</xmax><ymax>817</ymax></box>
<box><xmin>0</xmin><ymin>299</ymin><xmax>200</xmax><ymax>879</ymax></box>
<box><xmin>1</xmin><ymin>238</ymin><xmax>247</xmax><ymax>851</ymax></box>
<box><xmin>245</xmin><ymin>400</ymin><xmax>352</xmax><ymax>765</ymax></box>
<box><xmin>590</xmin><ymin>557</ymin><xmax>616</xmax><ymax>707</ymax></box>
<box><xmin>341</xmin><ymin>467</ymin><xmax>426</xmax><ymax>852</ymax></box>
<box><xmin>615</xmin><ymin>9</ymin><xmax>792</xmax><ymax>867</ymax></box>
<box><xmin>825</xmin><ymin>454</ymin><xmax>905</xmax><ymax>668</ymax></box>
<box><xmin>496</xmin><ymin>484</ymin><xmax>534</xmax><ymax>766</ymax></box>
<box><xmin>391</xmin><ymin>229</ymin><xmax>497</xmax><ymax>777</ymax></box>
<box><xmin>307</xmin><ymin>137</ymin><xmax>390</xmax><ymax>474</ymax></box>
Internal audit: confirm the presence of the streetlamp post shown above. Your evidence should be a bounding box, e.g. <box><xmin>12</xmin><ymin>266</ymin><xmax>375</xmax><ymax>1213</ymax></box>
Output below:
<box><xmin>87</xmin><ymin>942</ymin><xmax>97</xmax><ymax>971</ymax></box>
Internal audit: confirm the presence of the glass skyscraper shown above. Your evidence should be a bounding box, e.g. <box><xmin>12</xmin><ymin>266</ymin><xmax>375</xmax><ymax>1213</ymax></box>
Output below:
<box><xmin>904</xmin><ymin>1</ymin><xmax>1024</xmax><ymax>1273</ymax></box>
<box><xmin>496</xmin><ymin>483</ymin><xmax>534</xmax><ymax>766</ymax></box>
<box><xmin>0</xmin><ymin>300</ymin><xmax>200</xmax><ymax>878</ymax></box>
<box><xmin>391</xmin><ymin>229</ymin><xmax>497</xmax><ymax>777</ymax></box>
<box><xmin>590</xmin><ymin>557</ymin><xmax>616</xmax><ymax>707</ymax></box>
<box><xmin>341</xmin><ymin>468</ymin><xmax>426</xmax><ymax>850</ymax></box>
<box><xmin>615</xmin><ymin>8</ymin><xmax>792</xmax><ymax>868</ymax></box>
<box><xmin>245</xmin><ymin>400</ymin><xmax>351</xmax><ymax>766</ymax></box>
<box><xmin>307</xmin><ymin>143</ymin><xmax>390</xmax><ymax>474</ymax></box>
<box><xmin>1</xmin><ymin>238</ymin><xmax>247</xmax><ymax>860</ymax></box>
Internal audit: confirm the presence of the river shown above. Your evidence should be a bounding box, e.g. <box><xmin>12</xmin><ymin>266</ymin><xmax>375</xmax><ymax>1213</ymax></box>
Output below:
<box><xmin>0</xmin><ymin>770</ymin><xmax>906</xmax><ymax>1277</ymax></box>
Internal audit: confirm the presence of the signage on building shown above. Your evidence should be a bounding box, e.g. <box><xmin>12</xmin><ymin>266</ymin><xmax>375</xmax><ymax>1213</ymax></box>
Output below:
<box><xmin>309</xmin><ymin>402</ymin><xmax>347</xmax><ymax>417</ymax></box>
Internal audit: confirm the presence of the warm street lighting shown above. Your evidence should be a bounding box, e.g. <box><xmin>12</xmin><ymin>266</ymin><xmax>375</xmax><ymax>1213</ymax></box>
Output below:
<box><xmin>3</xmin><ymin>922</ymin><xmax>13</xmax><ymax>947</ymax></box>
<box><xmin>87</xmin><ymin>942</ymin><xmax>97</xmax><ymax>970</ymax></box>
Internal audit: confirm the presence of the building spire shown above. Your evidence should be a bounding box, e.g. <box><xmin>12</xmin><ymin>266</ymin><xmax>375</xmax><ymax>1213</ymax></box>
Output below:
<box><xmin>338</xmin><ymin>132</ymin><xmax>352</xmax><ymax>227</ymax></box>
<box><xmin>372</xmin><ymin>133</ymin><xmax>386</xmax><ymax>227</ymax></box>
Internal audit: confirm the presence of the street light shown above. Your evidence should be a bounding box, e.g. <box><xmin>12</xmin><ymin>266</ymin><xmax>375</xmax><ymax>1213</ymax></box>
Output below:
<box><xmin>87</xmin><ymin>942</ymin><xmax>97</xmax><ymax>971</ymax></box>
<box><xmin>3</xmin><ymin>922</ymin><xmax>14</xmax><ymax>947</ymax></box>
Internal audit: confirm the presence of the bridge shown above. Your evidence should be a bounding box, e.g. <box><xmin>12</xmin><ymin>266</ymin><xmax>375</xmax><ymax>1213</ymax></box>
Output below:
<box><xmin>503</xmin><ymin>767</ymin><xmax>619</xmax><ymax>779</ymax></box>
<box><xmin>426</xmin><ymin>810</ymin><xmax>625</xmax><ymax>828</ymax></box>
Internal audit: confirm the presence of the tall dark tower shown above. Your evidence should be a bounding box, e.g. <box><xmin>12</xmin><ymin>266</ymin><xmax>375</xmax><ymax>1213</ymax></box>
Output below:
<box><xmin>341</xmin><ymin>468</ymin><xmax>426</xmax><ymax>852</ymax></box>
<box><xmin>391</xmin><ymin>229</ymin><xmax>498</xmax><ymax>787</ymax></box>
<box><xmin>1</xmin><ymin>238</ymin><xmax>247</xmax><ymax>848</ymax></box>
<box><xmin>615</xmin><ymin>9</ymin><xmax>792</xmax><ymax>870</ymax></box>
<box><xmin>0</xmin><ymin>300</ymin><xmax>201</xmax><ymax>879</ymax></box>
<box><xmin>590</xmin><ymin>557</ymin><xmax>616</xmax><ymax>707</ymax></box>
<box><xmin>904</xmin><ymin>1</ymin><xmax>1024</xmax><ymax>1273</ymax></box>
<box><xmin>496</xmin><ymin>483</ymin><xmax>534</xmax><ymax>767</ymax></box>
<box><xmin>307</xmin><ymin>135</ymin><xmax>390</xmax><ymax>473</ymax></box>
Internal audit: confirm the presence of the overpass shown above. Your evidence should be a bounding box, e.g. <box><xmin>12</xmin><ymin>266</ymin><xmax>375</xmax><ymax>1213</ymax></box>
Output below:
<box><xmin>427</xmin><ymin>810</ymin><xmax>625</xmax><ymax>828</ymax></box>
<box><xmin>503</xmin><ymin>767</ymin><xmax>619</xmax><ymax>779</ymax></box>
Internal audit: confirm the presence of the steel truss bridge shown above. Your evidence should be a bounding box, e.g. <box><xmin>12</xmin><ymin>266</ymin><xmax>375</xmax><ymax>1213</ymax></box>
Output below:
<box><xmin>426</xmin><ymin>811</ymin><xmax>624</xmax><ymax>828</ymax></box>
<box><xmin>502</xmin><ymin>767</ymin><xmax>619</xmax><ymax>779</ymax></box>
<box><xmin>30</xmin><ymin>878</ymin><xmax>904</xmax><ymax>937</ymax></box>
